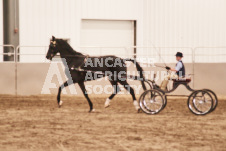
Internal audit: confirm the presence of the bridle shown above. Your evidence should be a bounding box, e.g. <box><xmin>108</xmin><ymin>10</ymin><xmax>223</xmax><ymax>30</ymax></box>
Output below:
<box><xmin>49</xmin><ymin>40</ymin><xmax>89</xmax><ymax>71</ymax></box>
<box><xmin>50</xmin><ymin>40</ymin><xmax>57</xmax><ymax>54</ymax></box>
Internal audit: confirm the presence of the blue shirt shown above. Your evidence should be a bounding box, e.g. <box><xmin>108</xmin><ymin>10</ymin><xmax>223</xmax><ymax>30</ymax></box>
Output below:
<box><xmin>175</xmin><ymin>61</ymin><xmax>183</xmax><ymax>71</ymax></box>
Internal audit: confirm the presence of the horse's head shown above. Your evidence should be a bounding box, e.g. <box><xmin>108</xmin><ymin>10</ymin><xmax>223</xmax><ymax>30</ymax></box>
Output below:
<box><xmin>46</xmin><ymin>36</ymin><xmax>59</xmax><ymax>60</ymax></box>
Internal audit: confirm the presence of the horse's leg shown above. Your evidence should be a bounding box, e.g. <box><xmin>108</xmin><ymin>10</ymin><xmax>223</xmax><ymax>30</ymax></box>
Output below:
<box><xmin>104</xmin><ymin>80</ymin><xmax>121</xmax><ymax>108</ymax></box>
<box><xmin>118</xmin><ymin>80</ymin><xmax>140</xmax><ymax>112</ymax></box>
<box><xmin>57</xmin><ymin>81</ymin><xmax>69</xmax><ymax>108</ymax></box>
<box><xmin>78</xmin><ymin>81</ymin><xmax>94</xmax><ymax>112</ymax></box>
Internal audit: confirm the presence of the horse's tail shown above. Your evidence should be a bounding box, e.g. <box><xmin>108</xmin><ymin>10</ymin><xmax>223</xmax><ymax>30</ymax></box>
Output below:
<box><xmin>125</xmin><ymin>58</ymin><xmax>147</xmax><ymax>91</ymax></box>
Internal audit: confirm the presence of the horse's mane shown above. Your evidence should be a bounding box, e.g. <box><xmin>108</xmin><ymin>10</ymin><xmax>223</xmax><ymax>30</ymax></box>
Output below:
<box><xmin>56</xmin><ymin>39</ymin><xmax>83</xmax><ymax>56</ymax></box>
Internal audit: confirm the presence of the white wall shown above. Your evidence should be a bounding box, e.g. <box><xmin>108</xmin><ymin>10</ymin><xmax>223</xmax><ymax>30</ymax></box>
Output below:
<box><xmin>142</xmin><ymin>0</ymin><xmax>226</xmax><ymax>63</ymax></box>
<box><xmin>7</xmin><ymin>0</ymin><xmax>226</xmax><ymax>62</ymax></box>
<box><xmin>144</xmin><ymin>0</ymin><xmax>226</xmax><ymax>47</ymax></box>
<box><xmin>19</xmin><ymin>0</ymin><xmax>82</xmax><ymax>62</ymax></box>
<box><xmin>19</xmin><ymin>0</ymin><xmax>81</xmax><ymax>46</ymax></box>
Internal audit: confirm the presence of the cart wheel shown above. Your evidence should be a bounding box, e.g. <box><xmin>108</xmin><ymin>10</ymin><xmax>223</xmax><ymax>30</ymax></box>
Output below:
<box><xmin>203</xmin><ymin>89</ymin><xmax>218</xmax><ymax>112</ymax></box>
<box><xmin>187</xmin><ymin>90</ymin><xmax>213</xmax><ymax>115</ymax></box>
<box><xmin>139</xmin><ymin>92</ymin><xmax>152</xmax><ymax>114</ymax></box>
<box><xmin>139</xmin><ymin>90</ymin><xmax>153</xmax><ymax>114</ymax></box>
<box><xmin>139</xmin><ymin>89</ymin><xmax>164</xmax><ymax>114</ymax></box>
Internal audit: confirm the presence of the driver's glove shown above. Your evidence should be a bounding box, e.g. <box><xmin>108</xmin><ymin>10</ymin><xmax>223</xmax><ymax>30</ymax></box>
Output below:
<box><xmin>165</xmin><ymin>66</ymin><xmax>171</xmax><ymax>70</ymax></box>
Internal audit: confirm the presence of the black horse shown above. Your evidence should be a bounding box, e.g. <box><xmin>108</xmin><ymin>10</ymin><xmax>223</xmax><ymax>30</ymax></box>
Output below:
<box><xmin>46</xmin><ymin>36</ymin><xmax>146</xmax><ymax>112</ymax></box>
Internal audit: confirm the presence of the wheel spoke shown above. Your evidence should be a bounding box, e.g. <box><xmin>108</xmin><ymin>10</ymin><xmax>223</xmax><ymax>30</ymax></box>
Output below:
<box><xmin>139</xmin><ymin>90</ymin><xmax>164</xmax><ymax>114</ymax></box>
<box><xmin>188</xmin><ymin>90</ymin><xmax>213</xmax><ymax>115</ymax></box>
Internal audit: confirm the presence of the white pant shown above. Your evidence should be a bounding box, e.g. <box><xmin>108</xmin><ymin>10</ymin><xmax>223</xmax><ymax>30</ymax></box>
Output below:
<box><xmin>160</xmin><ymin>74</ymin><xmax>178</xmax><ymax>91</ymax></box>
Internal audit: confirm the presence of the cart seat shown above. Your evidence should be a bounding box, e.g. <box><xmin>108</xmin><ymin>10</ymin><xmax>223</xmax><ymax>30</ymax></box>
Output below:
<box><xmin>172</xmin><ymin>77</ymin><xmax>191</xmax><ymax>83</ymax></box>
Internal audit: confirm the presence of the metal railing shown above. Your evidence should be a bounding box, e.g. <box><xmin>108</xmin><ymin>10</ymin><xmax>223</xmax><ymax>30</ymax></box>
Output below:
<box><xmin>11</xmin><ymin>46</ymin><xmax>195</xmax><ymax>63</ymax></box>
<box><xmin>0</xmin><ymin>45</ymin><xmax>16</xmax><ymax>62</ymax></box>
<box><xmin>15</xmin><ymin>45</ymin><xmax>49</xmax><ymax>63</ymax></box>
<box><xmin>1</xmin><ymin>45</ymin><xmax>226</xmax><ymax>96</ymax></box>
<box><xmin>0</xmin><ymin>45</ymin><xmax>225</xmax><ymax>63</ymax></box>
<box><xmin>194</xmin><ymin>47</ymin><xmax>226</xmax><ymax>63</ymax></box>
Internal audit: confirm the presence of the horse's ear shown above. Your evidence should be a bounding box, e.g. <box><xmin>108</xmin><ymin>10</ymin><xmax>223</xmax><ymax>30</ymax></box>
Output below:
<box><xmin>52</xmin><ymin>36</ymin><xmax>55</xmax><ymax>41</ymax></box>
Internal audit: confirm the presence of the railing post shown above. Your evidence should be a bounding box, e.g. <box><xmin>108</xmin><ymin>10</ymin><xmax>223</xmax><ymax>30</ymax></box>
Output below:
<box><xmin>15</xmin><ymin>46</ymin><xmax>19</xmax><ymax>96</ymax></box>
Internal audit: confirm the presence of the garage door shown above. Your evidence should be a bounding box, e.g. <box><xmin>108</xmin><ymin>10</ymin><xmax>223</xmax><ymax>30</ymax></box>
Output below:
<box><xmin>80</xmin><ymin>20</ymin><xmax>134</xmax><ymax>58</ymax></box>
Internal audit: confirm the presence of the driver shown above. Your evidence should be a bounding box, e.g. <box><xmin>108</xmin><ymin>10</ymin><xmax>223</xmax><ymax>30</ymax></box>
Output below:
<box><xmin>160</xmin><ymin>52</ymin><xmax>185</xmax><ymax>91</ymax></box>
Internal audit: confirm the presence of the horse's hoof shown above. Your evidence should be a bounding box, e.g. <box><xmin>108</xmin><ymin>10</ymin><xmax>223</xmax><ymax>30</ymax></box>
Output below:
<box><xmin>105</xmin><ymin>104</ymin><xmax>110</xmax><ymax>108</ymax></box>
<box><xmin>104</xmin><ymin>98</ymin><xmax>111</xmax><ymax>108</ymax></box>
<box><xmin>58</xmin><ymin>100</ymin><xmax>63</xmax><ymax>108</ymax></box>
<box><xmin>133</xmin><ymin>100</ymin><xmax>140</xmax><ymax>112</ymax></box>
<box><xmin>89</xmin><ymin>109</ymin><xmax>95</xmax><ymax>113</ymax></box>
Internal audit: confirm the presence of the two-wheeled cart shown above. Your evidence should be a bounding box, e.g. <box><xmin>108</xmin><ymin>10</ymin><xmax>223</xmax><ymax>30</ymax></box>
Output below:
<box><xmin>140</xmin><ymin>75</ymin><xmax>218</xmax><ymax>115</ymax></box>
